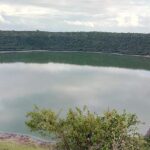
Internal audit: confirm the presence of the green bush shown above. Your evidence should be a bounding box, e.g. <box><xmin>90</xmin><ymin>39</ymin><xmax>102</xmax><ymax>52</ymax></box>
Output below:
<box><xmin>26</xmin><ymin>106</ymin><xmax>147</xmax><ymax>150</ymax></box>
<box><xmin>144</xmin><ymin>129</ymin><xmax>150</xmax><ymax>149</ymax></box>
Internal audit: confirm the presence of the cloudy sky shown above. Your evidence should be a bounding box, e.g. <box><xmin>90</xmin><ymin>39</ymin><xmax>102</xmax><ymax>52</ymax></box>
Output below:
<box><xmin>0</xmin><ymin>0</ymin><xmax>150</xmax><ymax>32</ymax></box>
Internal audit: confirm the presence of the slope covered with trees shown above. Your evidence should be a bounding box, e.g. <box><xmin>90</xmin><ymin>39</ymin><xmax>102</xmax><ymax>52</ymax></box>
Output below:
<box><xmin>0</xmin><ymin>31</ymin><xmax>149</xmax><ymax>55</ymax></box>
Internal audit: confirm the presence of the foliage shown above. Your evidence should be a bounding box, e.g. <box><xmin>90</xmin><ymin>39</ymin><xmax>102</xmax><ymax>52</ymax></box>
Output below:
<box><xmin>144</xmin><ymin>128</ymin><xmax>150</xmax><ymax>149</ymax></box>
<box><xmin>144</xmin><ymin>137</ymin><xmax>150</xmax><ymax>150</ymax></box>
<box><xmin>0</xmin><ymin>31</ymin><xmax>150</xmax><ymax>55</ymax></box>
<box><xmin>26</xmin><ymin>106</ymin><xmax>147</xmax><ymax>150</ymax></box>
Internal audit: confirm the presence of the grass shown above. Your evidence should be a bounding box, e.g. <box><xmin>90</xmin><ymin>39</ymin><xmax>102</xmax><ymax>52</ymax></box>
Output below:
<box><xmin>0</xmin><ymin>141</ymin><xmax>52</xmax><ymax>150</ymax></box>
<box><xmin>0</xmin><ymin>51</ymin><xmax>150</xmax><ymax>70</ymax></box>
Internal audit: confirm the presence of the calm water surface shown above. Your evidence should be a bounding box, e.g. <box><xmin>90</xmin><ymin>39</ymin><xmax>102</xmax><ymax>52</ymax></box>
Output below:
<box><xmin>0</xmin><ymin>63</ymin><xmax>150</xmax><ymax>135</ymax></box>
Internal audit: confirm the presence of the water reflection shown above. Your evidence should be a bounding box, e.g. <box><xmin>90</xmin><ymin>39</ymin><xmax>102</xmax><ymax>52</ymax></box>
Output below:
<box><xmin>0</xmin><ymin>63</ymin><xmax>150</xmax><ymax>135</ymax></box>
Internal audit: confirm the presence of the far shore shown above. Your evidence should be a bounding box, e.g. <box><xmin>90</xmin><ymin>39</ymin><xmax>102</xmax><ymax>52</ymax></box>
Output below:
<box><xmin>0</xmin><ymin>50</ymin><xmax>150</xmax><ymax>58</ymax></box>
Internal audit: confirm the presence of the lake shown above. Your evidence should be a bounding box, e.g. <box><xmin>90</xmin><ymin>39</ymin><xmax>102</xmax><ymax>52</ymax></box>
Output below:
<box><xmin>0</xmin><ymin>62</ymin><xmax>150</xmax><ymax>136</ymax></box>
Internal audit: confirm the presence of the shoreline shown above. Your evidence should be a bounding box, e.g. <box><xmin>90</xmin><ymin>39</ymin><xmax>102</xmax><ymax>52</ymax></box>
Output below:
<box><xmin>0</xmin><ymin>50</ymin><xmax>150</xmax><ymax>58</ymax></box>
<box><xmin>0</xmin><ymin>132</ymin><xmax>55</xmax><ymax>147</ymax></box>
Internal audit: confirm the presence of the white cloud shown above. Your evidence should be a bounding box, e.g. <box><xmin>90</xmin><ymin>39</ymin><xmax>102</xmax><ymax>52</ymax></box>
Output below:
<box><xmin>64</xmin><ymin>20</ymin><xmax>95</xmax><ymax>28</ymax></box>
<box><xmin>116</xmin><ymin>14</ymin><xmax>140</xmax><ymax>27</ymax></box>
<box><xmin>0</xmin><ymin>15</ymin><xmax>5</xmax><ymax>23</ymax></box>
<box><xmin>0</xmin><ymin>4</ymin><xmax>59</xmax><ymax>17</ymax></box>
<box><xmin>0</xmin><ymin>14</ymin><xmax>10</xmax><ymax>24</ymax></box>
<box><xmin>0</xmin><ymin>0</ymin><xmax>149</xmax><ymax>32</ymax></box>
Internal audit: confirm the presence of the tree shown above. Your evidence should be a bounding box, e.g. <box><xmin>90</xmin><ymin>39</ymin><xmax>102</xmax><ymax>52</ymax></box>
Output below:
<box><xmin>144</xmin><ymin>128</ymin><xmax>150</xmax><ymax>149</ymax></box>
<box><xmin>26</xmin><ymin>106</ymin><xmax>146</xmax><ymax>150</ymax></box>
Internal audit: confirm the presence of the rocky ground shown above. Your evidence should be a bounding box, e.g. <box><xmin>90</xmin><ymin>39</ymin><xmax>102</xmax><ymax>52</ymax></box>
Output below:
<box><xmin>0</xmin><ymin>132</ymin><xmax>55</xmax><ymax>148</ymax></box>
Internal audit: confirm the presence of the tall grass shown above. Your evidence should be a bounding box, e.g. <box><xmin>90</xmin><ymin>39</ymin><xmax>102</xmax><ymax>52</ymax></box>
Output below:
<box><xmin>0</xmin><ymin>141</ymin><xmax>52</xmax><ymax>150</ymax></box>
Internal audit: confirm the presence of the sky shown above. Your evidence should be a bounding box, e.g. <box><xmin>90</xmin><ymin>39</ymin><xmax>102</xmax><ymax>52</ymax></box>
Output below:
<box><xmin>0</xmin><ymin>0</ymin><xmax>150</xmax><ymax>33</ymax></box>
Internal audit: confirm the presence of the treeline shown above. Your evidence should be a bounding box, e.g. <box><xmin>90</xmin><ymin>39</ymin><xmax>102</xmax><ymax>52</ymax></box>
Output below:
<box><xmin>0</xmin><ymin>31</ymin><xmax>149</xmax><ymax>55</ymax></box>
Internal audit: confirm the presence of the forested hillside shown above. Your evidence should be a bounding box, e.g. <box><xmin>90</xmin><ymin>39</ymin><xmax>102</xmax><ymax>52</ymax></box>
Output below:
<box><xmin>0</xmin><ymin>31</ymin><xmax>149</xmax><ymax>55</ymax></box>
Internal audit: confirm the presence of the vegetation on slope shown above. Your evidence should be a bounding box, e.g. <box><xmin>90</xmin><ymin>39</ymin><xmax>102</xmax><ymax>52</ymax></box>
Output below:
<box><xmin>0</xmin><ymin>31</ymin><xmax>149</xmax><ymax>55</ymax></box>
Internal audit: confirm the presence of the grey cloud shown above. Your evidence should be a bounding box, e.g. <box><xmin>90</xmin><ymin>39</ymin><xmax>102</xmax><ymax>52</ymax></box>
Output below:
<box><xmin>0</xmin><ymin>0</ymin><xmax>149</xmax><ymax>32</ymax></box>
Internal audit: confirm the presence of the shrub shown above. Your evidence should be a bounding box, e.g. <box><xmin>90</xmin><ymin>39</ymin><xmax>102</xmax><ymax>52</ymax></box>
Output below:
<box><xmin>26</xmin><ymin>106</ymin><xmax>145</xmax><ymax>150</ymax></box>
